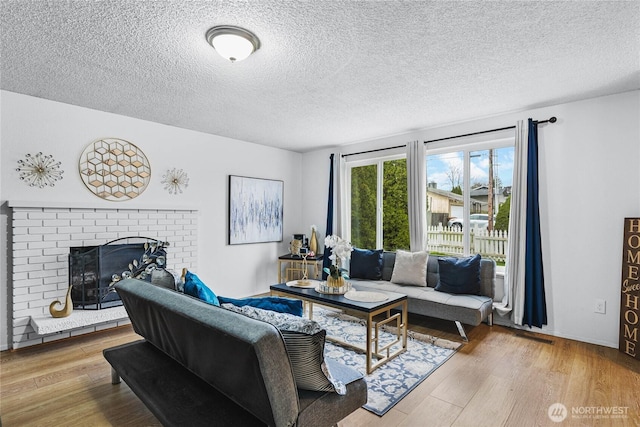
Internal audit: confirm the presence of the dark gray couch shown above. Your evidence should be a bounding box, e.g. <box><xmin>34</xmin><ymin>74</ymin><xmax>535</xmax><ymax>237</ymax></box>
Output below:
<box><xmin>349</xmin><ymin>252</ymin><xmax>495</xmax><ymax>340</ymax></box>
<box><xmin>103</xmin><ymin>278</ymin><xmax>367</xmax><ymax>427</ymax></box>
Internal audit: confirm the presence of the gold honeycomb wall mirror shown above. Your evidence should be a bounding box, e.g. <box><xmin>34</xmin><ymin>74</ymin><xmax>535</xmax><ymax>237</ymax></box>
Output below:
<box><xmin>79</xmin><ymin>138</ymin><xmax>151</xmax><ymax>201</ymax></box>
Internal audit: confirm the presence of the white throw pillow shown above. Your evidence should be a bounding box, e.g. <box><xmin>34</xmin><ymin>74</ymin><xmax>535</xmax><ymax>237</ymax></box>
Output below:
<box><xmin>390</xmin><ymin>250</ymin><xmax>429</xmax><ymax>286</ymax></box>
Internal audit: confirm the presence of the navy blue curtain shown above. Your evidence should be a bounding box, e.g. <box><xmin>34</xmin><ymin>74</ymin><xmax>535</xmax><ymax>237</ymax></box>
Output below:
<box><xmin>322</xmin><ymin>154</ymin><xmax>335</xmax><ymax>279</ymax></box>
<box><xmin>522</xmin><ymin>119</ymin><xmax>547</xmax><ymax>328</ymax></box>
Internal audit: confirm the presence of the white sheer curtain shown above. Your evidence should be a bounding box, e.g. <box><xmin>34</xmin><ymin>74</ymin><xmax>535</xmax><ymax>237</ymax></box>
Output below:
<box><xmin>407</xmin><ymin>140</ymin><xmax>426</xmax><ymax>251</ymax></box>
<box><xmin>495</xmin><ymin>120</ymin><xmax>527</xmax><ymax>325</ymax></box>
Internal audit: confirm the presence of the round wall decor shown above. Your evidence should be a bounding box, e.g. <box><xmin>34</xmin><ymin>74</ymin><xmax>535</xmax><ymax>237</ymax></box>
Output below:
<box><xmin>16</xmin><ymin>152</ymin><xmax>64</xmax><ymax>188</ymax></box>
<box><xmin>161</xmin><ymin>168</ymin><xmax>190</xmax><ymax>195</ymax></box>
<box><xmin>79</xmin><ymin>138</ymin><xmax>151</xmax><ymax>201</ymax></box>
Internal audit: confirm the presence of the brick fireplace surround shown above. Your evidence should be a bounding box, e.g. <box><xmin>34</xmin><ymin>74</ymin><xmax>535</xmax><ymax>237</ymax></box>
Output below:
<box><xmin>8</xmin><ymin>201</ymin><xmax>198</xmax><ymax>349</ymax></box>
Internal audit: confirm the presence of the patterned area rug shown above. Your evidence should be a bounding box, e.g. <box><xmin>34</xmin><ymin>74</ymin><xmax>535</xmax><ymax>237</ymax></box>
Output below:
<box><xmin>312</xmin><ymin>307</ymin><xmax>462</xmax><ymax>416</ymax></box>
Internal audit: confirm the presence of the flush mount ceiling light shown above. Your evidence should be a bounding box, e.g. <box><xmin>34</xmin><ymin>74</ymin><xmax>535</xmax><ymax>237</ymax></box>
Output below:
<box><xmin>205</xmin><ymin>25</ymin><xmax>260</xmax><ymax>63</ymax></box>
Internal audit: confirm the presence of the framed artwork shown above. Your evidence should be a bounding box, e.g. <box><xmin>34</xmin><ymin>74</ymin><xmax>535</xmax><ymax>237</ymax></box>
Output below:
<box><xmin>229</xmin><ymin>175</ymin><xmax>283</xmax><ymax>245</ymax></box>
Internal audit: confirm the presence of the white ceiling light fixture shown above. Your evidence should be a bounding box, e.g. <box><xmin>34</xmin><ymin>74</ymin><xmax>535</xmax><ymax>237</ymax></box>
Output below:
<box><xmin>205</xmin><ymin>25</ymin><xmax>261</xmax><ymax>63</ymax></box>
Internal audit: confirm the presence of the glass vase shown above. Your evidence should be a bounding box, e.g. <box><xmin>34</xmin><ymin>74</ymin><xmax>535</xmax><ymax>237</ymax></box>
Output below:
<box><xmin>327</xmin><ymin>275</ymin><xmax>345</xmax><ymax>288</ymax></box>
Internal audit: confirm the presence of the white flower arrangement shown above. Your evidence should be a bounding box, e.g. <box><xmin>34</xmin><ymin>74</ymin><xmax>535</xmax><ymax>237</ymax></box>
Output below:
<box><xmin>323</xmin><ymin>235</ymin><xmax>353</xmax><ymax>279</ymax></box>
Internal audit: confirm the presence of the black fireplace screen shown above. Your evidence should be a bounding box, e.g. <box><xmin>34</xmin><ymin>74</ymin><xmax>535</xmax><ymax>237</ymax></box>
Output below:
<box><xmin>69</xmin><ymin>237</ymin><xmax>167</xmax><ymax>309</ymax></box>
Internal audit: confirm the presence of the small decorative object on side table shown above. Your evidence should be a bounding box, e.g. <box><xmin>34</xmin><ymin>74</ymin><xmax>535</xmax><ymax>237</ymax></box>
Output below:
<box><xmin>309</xmin><ymin>225</ymin><xmax>318</xmax><ymax>254</ymax></box>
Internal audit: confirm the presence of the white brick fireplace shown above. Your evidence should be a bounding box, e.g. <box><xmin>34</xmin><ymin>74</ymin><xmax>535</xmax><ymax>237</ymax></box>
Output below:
<box><xmin>8</xmin><ymin>201</ymin><xmax>198</xmax><ymax>349</ymax></box>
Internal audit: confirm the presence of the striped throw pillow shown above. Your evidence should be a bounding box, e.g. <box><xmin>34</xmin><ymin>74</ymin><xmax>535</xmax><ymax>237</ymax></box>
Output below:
<box><xmin>222</xmin><ymin>304</ymin><xmax>346</xmax><ymax>394</ymax></box>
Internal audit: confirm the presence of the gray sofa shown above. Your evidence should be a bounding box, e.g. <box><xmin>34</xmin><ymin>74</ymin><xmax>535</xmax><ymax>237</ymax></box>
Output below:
<box><xmin>349</xmin><ymin>252</ymin><xmax>495</xmax><ymax>340</ymax></box>
<box><xmin>103</xmin><ymin>278</ymin><xmax>367</xmax><ymax>427</ymax></box>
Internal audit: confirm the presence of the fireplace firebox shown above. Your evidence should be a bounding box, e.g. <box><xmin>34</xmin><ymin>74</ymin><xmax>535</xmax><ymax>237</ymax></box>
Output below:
<box><xmin>69</xmin><ymin>237</ymin><xmax>168</xmax><ymax>309</ymax></box>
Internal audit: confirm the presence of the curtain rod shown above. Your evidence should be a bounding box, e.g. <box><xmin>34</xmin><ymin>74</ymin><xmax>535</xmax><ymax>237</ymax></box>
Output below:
<box><xmin>342</xmin><ymin>116</ymin><xmax>557</xmax><ymax>158</ymax></box>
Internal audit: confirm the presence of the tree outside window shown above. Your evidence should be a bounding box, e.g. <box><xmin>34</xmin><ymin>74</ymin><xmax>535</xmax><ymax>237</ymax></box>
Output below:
<box><xmin>349</xmin><ymin>158</ymin><xmax>409</xmax><ymax>251</ymax></box>
<box><xmin>350</xmin><ymin>164</ymin><xmax>377</xmax><ymax>249</ymax></box>
<box><xmin>347</xmin><ymin>140</ymin><xmax>513</xmax><ymax>267</ymax></box>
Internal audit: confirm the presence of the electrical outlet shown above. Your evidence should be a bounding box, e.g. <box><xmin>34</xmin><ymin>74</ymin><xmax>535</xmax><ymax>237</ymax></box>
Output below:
<box><xmin>594</xmin><ymin>299</ymin><xmax>606</xmax><ymax>314</ymax></box>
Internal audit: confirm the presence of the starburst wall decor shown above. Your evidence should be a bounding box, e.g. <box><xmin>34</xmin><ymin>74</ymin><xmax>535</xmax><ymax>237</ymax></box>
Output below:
<box><xmin>16</xmin><ymin>152</ymin><xmax>64</xmax><ymax>188</ymax></box>
<box><xmin>161</xmin><ymin>168</ymin><xmax>190</xmax><ymax>195</ymax></box>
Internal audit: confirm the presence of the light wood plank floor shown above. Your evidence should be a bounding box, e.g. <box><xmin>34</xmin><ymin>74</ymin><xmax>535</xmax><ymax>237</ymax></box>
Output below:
<box><xmin>1</xmin><ymin>314</ymin><xmax>638</xmax><ymax>427</ymax></box>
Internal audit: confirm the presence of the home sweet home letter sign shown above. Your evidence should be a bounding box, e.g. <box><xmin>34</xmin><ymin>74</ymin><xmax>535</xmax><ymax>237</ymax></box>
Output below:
<box><xmin>620</xmin><ymin>218</ymin><xmax>640</xmax><ymax>359</ymax></box>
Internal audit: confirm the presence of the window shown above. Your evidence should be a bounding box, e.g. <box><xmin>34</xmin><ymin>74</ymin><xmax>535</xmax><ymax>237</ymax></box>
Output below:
<box><xmin>345</xmin><ymin>137</ymin><xmax>513</xmax><ymax>269</ymax></box>
<box><xmin>350</xmin><ymin>164</ymin><xmax>377</xmax><ymax>249</ymax></box>
<box><xmin>347</xmin><ymin>156</ymin><xmax>409</xmax><ymax>251</ymax></box>
<box><xmin>426</xmin><ymin>139</ymin><xmax>514</xmax><ymax>267</ymax></box>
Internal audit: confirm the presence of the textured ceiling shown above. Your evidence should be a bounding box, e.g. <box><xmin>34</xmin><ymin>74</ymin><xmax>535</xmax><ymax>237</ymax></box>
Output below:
<box><xmin>1</xmin><ymin>1</ymin><xmax>639</xmax><ymax>152</ymax></box>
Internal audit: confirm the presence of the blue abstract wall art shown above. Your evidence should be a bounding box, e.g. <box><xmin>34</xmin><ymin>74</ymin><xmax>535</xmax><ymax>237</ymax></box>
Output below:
<box><xmin>229</xmin><ymin>175</ymin><xmax>283</xmax><ymax>245</ymax></box>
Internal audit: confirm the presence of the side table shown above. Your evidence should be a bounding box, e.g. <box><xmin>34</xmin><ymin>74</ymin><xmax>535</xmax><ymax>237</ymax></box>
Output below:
<box><xmin>277</xmin><ymin>254</ymin><xmax>324</xmax><ymax>283</ymax></box>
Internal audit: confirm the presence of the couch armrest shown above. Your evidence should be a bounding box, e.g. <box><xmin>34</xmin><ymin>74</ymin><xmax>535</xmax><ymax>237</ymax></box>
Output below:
<box><xmin>479</xmin><ymin>258</ymin><xmax>496</xmax><ymax>299</ymax></box>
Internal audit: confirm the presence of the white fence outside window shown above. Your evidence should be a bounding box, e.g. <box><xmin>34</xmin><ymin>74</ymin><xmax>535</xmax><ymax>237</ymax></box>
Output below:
<box><xmin>426</xmin><ymin>226</ymin><xmax>508</xmax><ymax>263</ymax></box>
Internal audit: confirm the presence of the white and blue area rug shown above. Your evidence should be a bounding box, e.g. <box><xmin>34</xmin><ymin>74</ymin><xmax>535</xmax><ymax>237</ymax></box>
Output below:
<box><xmin>312</xmin><ymin>308</ymin><xmax>462</xmax><ymax>416</ymax></box>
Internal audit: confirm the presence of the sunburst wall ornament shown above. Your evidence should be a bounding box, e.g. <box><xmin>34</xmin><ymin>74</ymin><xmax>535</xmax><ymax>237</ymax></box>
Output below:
<box><xmin>161</xmin><ymin>168</ymin><xmax>190</xmax><ymax>195</ymax></box>
<box><xmin>16</xmin><ymin>152</ymin><xmax>64</xmax><ymax>188</ymax></box>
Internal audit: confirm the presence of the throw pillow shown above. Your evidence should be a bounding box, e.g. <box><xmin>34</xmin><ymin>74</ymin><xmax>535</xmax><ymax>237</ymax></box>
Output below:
<box><xmin>390</xmin><ymin>250</ymin><xmax>429</xmax><ymax>286</ymax></box>
<box><xmin>349</xmin><ymin>248</ymin><xmax>383</xmax><ymax>280</ymax></box>
<box><xmin>435</xmin><ymin>254</ymin><xmax>482</xmax><ymax>295</ymax></box>
<box><xmin>222</xmin><ymin>304</ymin><xmax>346</xmax><ymax>395</ymax></box>
<box><xmin>150</xmin><ymin>269</ymin><xmax>178</xmax><ymax>290</ymax></box>
<box><xmin>217</xmin><ymin>296</ymin><xmax>303</xmax><ymax>316</ymax></box>
<box><xmin>183</xmin><ymin>270</ymin><xmax>220</xmax><ymax>306</ymax></box>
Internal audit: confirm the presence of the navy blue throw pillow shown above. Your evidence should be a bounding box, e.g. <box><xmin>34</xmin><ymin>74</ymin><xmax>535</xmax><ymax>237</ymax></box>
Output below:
<box><xmin>435</xmin><ymin>254</ymin><xmax>482</xmax><ymax>295</ymax></box>
<box><xmin>217</xmin><ymin>296</ymin><xmax>303</xmax><ymax>317</ymax></box>
<box><xmin>349</xmin><ymin>248</ymin><xmax>383</xmax><ymax>280</ymax></box>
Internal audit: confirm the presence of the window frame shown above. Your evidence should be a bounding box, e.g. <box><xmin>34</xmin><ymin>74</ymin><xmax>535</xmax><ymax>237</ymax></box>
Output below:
<box><xmin>344</xmin><ymin>134</ymin><xmax>514</xmax><ymax>263</ymax></box>
<box><xmin>426</xmin><ymin>136</ymin><xmax>514</xmax><ymax>258</ymax></box>
<box><xmin>345</xmin><ymin>152</ymin><xmax>406</xmax><ymax>250</ymax></box>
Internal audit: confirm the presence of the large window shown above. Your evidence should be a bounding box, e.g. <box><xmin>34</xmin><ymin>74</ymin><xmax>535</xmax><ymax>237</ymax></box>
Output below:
<box><xmin>426</xmin><ymin>140</ymin><xmax>514</xmax><ymax>266</ymax></box>
<box><xmin>348</xmin><ymin>157</ymin><xmax>409</xmax><ymax>251</ymax></box>
<box><xmin>345</xmin><ymin>138</ymin><xmax>514</xmax><ymax>268</ymax></box>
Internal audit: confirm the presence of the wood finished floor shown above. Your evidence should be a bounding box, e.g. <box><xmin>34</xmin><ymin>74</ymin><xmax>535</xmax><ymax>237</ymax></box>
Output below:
<box><xmin>1</xmin><ymin>314</ymin><xmax>638</xmax><ymax>427</ymax></box>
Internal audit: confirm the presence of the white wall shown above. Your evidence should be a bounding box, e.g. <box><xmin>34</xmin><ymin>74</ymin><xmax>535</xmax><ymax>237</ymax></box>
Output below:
<box><xmin>302</xmin><ymin>90</ymin><xmax>640</xmax><ymax>348</ymax></box>
<box><xmin>3</xmin><ymin>90</ymin><xmax>638</xmax><ymax>350</ymax></box>
<box><xmin>0</xmin><ymin>91</ymin><xmax>303</xmax><ymax>350</ymax></box>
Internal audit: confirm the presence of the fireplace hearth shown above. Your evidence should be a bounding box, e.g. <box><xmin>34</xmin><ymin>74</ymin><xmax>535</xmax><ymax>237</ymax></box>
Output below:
<box><xmin>69</xmin><ymin>237</ymin><xmax>168</xmax><ymax>309</ymax></box>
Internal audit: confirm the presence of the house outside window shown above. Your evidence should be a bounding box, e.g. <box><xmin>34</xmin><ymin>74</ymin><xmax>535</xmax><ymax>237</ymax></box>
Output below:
<box><xmin>426</xmin><ymin>138</ymin><xmax>514</xmax><ymax>269</ymax></box>
<box><xmin>345</xmin><ymin>137</ymin><xmax>513</xmax><ymax>270</ymax></box>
